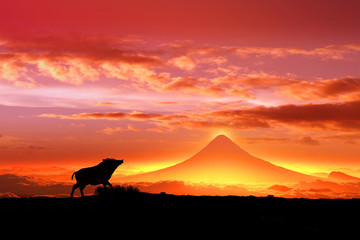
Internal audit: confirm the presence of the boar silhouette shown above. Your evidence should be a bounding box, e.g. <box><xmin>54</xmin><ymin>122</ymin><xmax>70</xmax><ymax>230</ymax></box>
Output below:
<box><xmin>71</xmin><ymin>158</ymin><xmax>123</xmax><ymax>197</ymax></box>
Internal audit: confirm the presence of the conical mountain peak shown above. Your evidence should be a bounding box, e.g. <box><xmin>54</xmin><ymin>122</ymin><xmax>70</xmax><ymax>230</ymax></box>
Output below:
<box><xmin>123</xmin><ymin>134</ymin><xmax>316</xmax><ymax>184</ymax></box>
<box><xmin>200</xmin><ymin>134</ymin><xmax>249</xmax><ymax>157</ymax></box>
<box><xmin>208</xmin><ymin>135</ymin><xmax>237</xmax><ymax>147</ymax></box>
<box><xmin>211</xmin><ymin>134</ymin><xmax>232</xmax><ymax>143</ymax></box>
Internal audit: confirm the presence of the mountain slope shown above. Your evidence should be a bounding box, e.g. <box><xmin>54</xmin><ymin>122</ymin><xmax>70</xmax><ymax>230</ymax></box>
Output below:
<box><xmin>123</xmin><ymin>135</ymin><xmax>316</xmax><ymax>184</ymax></box>
<box><xmin>328</xmin><ymin>171</ymin><xmax>360</xmax><ymax>182</ymax></box>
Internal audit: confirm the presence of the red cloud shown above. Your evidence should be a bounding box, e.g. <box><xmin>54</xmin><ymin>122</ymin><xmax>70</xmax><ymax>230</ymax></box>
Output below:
<box><xmin>212</xmin><ymin>101</ymin><xmax>360</xmax><ymax>131</ymax></box>
<box><xmin>165</xmin><ymin>77</ymin><xmax>199</xmax><ymax>91</ymax></box>
<box><xmin>2</xmin><ymin>31</ymin><xmax>360</xmax><ymax>101</ymax></box>
<box><xmin>268</xmin><ymin>185</ymin><xmax>292</xmax><ymax>192</ymax></box>
<box><xmin>1</xmin><ymin>33</ymin><xmax>162</xmax><ymax>65</ymax></box>
<box><xmin>39</xmin><ymin>111</ymin><xmax>163</xmax><ymax>120</ymax></box>
<box><xmin>279</xmin><ymin>77</ymin><xmax>360</xmax><ymax>101</ymax></box>
<box><xmin>166</xmin><ymin>42</ymin><xmax>360</xmax><ymax>60</ymax></box>
<box><xmin>228</xmin><ymin>44</ymin><xmax>358</xmax><ymax>60</ymax></box>
<box><xmin>129</xmin><ymin>181</ymin><xmax>249</xmax><ymax>196</ymax></box>
<box><xmin>295</xmin><ymin>136</ymin><xmax>320</xmax><ymax>146</ymax></box>
<box><xmin>0</xmin><ymin>33</ymin><xmax>163</xmax><ymax>86</ymax></box>
<box><xmin>0</xmin><ymin>174</ymin><xmax>72</xmax><ymax>197</ymax></box>
<box><xmin>38</xmin><ymin>101</ymin><xmax>360</xmax><ymax>132</ymax></box>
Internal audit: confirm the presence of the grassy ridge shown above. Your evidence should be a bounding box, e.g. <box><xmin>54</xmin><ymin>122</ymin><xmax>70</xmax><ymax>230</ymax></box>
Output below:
<box><xmin>2</xmin><ymin>186</ymin><xmax>360</xmax><ymax>236</ymax></box>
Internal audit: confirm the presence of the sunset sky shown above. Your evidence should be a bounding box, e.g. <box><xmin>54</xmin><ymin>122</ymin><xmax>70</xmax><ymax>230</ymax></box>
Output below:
<box><xmin>1</xmin><ymin>0</ymin><xmax>360</xmax><ymax>189</ymax></box>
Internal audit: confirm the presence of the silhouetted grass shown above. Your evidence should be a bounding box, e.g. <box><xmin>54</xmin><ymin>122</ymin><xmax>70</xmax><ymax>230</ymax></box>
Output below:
<box><xmin>95</xmin><ymin>184</ymin><xmax>144</xmax><ymax>198</ymax></box>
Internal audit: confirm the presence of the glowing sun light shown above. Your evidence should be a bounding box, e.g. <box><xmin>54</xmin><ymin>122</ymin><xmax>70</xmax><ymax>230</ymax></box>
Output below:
<box><xmin>211</xmin><ymin>129</ymin><xmax>233</xmax><ymax>139</ymax></box>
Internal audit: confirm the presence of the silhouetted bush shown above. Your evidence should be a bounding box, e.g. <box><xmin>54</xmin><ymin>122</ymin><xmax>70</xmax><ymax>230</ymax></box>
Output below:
<box><xmin>95</xmin><ymin>185</ymin><xmax>143</xmax><ymax>198</ymax></box>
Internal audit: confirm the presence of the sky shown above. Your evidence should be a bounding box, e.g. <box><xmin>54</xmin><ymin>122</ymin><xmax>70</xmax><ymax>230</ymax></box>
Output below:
<box><xmin>1</xmin><ymin>0</ymin><xmax>360</xmax><ymax>197</ymax></box>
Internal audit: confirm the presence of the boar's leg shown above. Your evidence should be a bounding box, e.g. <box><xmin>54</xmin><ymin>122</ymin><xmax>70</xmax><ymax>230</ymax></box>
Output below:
<box><xmin>71</xmin><ymin>183</ymin><xmax>79</xmax><ymax>198</ymax></box>
<box><xmin>79</xmin><ymin>184</ymin><xmax>86</xmax><ymax>197</ymax></box>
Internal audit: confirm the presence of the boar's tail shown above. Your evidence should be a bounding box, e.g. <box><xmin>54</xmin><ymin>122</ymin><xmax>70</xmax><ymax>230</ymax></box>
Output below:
<box><xmin>71</xmin><ymin>172</ymin><xmax>76</xmax><ymax>180</ymax></box>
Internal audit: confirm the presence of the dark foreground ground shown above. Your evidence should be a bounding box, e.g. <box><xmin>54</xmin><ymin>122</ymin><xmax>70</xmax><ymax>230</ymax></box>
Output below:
<box><xmin>2</xmin><ymin>190</ymin><xmax>360</xmax><ymax>237</ymax></box>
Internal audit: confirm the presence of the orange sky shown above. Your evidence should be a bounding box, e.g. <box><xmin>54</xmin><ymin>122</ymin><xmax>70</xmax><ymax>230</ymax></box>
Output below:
<box><xmin>1</xmin><ymin>1</ymin><xmax>360</xmax><ymax>197</ymax></box>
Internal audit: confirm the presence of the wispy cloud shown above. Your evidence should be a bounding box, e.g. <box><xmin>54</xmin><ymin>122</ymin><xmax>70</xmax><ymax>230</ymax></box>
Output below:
<box><xmin>278</xmin><ymin>77</ymin><xmax>360</xmax><ymax>101</ymax></box>
<box><xmin>38</xmin><ymin>101</ymin><xmax>360</xmax><ymax>132</ymax></box>
<box><xmin>1</xmin><ymin>32</ymin><xmax>359</xmax><ymax>102</ymax></box>
<box><xmin>0</xmin><ymin>33</ymin><xmax>163</xmax><ymax>86</ymax></box>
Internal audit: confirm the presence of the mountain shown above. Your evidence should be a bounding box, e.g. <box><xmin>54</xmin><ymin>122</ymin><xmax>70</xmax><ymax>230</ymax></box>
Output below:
<box><xmin>123</xmin><ymin>135</ymin><xmax>316</xmax><ymax>184</ymax></box>
<box><xmin>328</xmin><ymin>171</ymin><xmax>360</xmax><ymax>182</ymax></box>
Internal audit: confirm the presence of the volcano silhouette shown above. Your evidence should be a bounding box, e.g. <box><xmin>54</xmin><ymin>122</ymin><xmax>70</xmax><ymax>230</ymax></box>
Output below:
<box><xmin>125</xmin><ymin>135</ymin><xmax>316</xmax><ymax>184</ymax></box>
